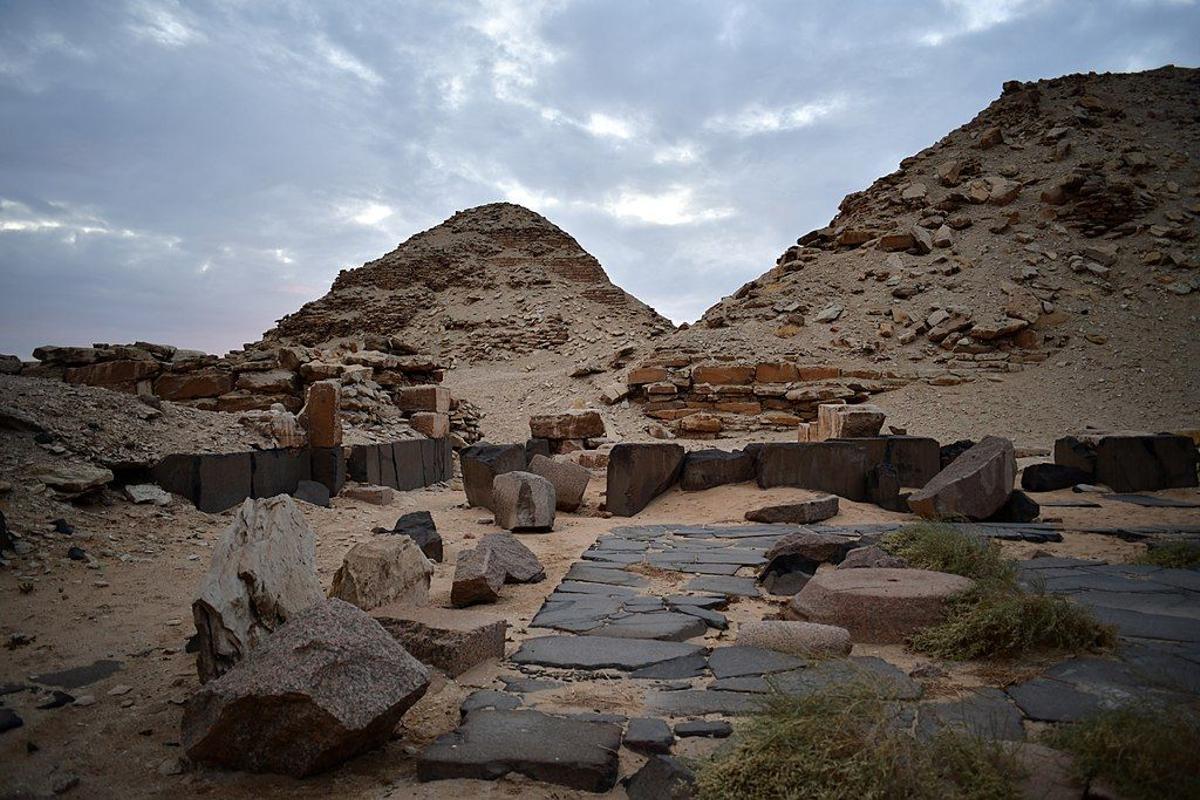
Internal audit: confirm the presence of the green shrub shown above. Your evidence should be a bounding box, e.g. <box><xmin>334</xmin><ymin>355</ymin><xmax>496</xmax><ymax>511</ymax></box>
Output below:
<box><xmin>908</xmin><ymin>586</ymin><xmax>1116</xmax><ymax>661</ymax></box>
<box><xmin>1134</xmin><ymin>541</ymin><xmax>1200</xmax><ymax>569</ymax></box>
<box><xmin>882</xmin><ymin>523</ymin><xmax>1016</xmax><ymax>587</ymax></box>
<box><xmin>1044</xmin><ymin>707</ymin><xmax>1200</xmax><ymax>800</ymax></box>
<box><xmin>695</xmin><ymin>684</ymin><xmax>1022</xmax><ymax>800</ymax></box>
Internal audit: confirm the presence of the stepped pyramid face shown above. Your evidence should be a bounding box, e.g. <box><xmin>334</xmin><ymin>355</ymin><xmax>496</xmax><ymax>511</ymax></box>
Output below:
<box><xmin>670</xmin><ymin>66</ymin><xmax>1199</xmax><ymax>371</ymax></box>
<box><xmin>262</xmin><ymin>202</ymin><xmax>673</xmax><ymax>362</ymax></box>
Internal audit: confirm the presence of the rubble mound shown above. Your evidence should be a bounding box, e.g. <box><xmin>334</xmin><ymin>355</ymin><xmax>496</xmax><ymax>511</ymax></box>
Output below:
<box><xmin>260</xmin><ymin>203</ymin><xmax>674</xmax><ymax>364</ymax></box>
<box><xmin>627</xmin><ymin>67</ymin><xmax>1200</xmax><ymax>442</ymax></box>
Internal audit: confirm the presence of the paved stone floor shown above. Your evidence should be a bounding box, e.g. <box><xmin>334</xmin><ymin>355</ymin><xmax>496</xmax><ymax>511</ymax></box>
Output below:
<box><xmin>417</xmin><ymin>522</ymin><xmax>1200</xmax><ymax>791</ymax></box>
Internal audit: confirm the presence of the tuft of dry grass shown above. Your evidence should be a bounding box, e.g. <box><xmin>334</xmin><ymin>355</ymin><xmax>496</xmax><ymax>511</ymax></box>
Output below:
<box><xmin>1134</xmin><ymin>540</ymin><xmax>1200</xmax><ymax>569</ymax></box>
<box><xmin>695</xmin><ymin>683</ymin><xmax>1023</xmax><ymax>800</ymax></box>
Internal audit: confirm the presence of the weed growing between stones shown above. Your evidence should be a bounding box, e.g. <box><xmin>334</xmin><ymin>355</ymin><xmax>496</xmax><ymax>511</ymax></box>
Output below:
<box><xmin>882</xmin><ymin>523</ymin><xmax>1016</xmax><ymax>585</ymax></box>
<box><xmin>884</xmin><ymin>523</ymin><xmax>1114</xmax><ymax>660</ymax></box>
<box><xmin>1134</xmin><ymin>540</ymin><xmax>1200</xmax><ymax>569</ymax></box>
<box><xmin>695</xmin><ymin>683</ymin><xmax>1022</xmax><ymax>800</ymax></box>
<box><xmin>1043</xmin><ymin>707</ymin><xmax>1200</xmax><ymax>800</ymax></box>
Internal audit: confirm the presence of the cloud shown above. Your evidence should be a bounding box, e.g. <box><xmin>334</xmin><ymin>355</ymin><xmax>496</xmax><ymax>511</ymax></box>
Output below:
<box><xmin>653</xmin><ymin>142</ymin><xmax>701</xmax><ymax>164</ymax></box>
<box><xmin>127</xmin><ymin>0</ymin><xmax>203</xmax><ymax>48</ymax></box>
<box><xmin>919</xmin><ymin>0</ymin><xmax>1047</xmax><ymax>46</ymax></box>
<box><xmin>583</xmin><ymin>112</ymin><xmax>635</xmax><ymax>139</ymax></box>
<box><xmin>315</xmin><ymin>37</ymin><xmax>382</xmax><ymax>87</ymax></box>
<box><xmin>602</xmin><ymin>185</ymin><xmax>735</xmax><ymax>226</ymax></box>
<box><xmin>704</xmin><ymin>95</ymin><xmax>849</xmax><ymax>136</ymax></box>
<box><xmin>347</xmin><ymin>202</ymin><xmax>394</xmax><ymax>226</ymax></box>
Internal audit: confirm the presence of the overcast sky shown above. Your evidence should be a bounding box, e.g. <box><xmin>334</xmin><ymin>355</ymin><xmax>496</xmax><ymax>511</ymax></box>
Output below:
<box><xmin>2</xmin><ymin>1</ymin><xmax>1197</xmax><ymax>358</ymax></box>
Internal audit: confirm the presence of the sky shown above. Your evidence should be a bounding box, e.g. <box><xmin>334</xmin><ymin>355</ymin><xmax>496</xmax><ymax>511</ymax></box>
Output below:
<box><xmin>2</xmin><ymin>1</ymin><xmax>1198</xmax><ymax>358</ymax></box>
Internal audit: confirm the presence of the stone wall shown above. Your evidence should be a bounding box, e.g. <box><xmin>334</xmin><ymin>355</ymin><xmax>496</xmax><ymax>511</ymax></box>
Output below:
<box><xmin>17</xmin><ymin>340</ymin><xmax>482</xmax><ymax>445</ymax></box>
<box><xmin>623</xmin><ymin>356</ymin><xmax>912</xmax><ymax>439</ymax></box>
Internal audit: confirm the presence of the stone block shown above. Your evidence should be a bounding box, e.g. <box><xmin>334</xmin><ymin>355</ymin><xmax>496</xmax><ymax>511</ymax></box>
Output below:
<box><xmin>691</xmin><ymin>364</ymin><xmax>754</xmax><ymax>385</ymax></box>
<box><xmin>309</xmin><ymin>447</ymin><xmax>347</xmax><ymax>496</ymax></box>
<box><xmin>342</xmin><ymin>485</ymin><xmax>394</xmax><ymax>505</ymax></box>
<box><xmin>745</xmin><ymin>495</ymin><xmax>839</xmax><ymax>524</ymax></box>
<box><xmin>195</xmin><ymin>452</ymin><xmax>253</xmax><ymax>513</ymax></box>
<box><xmin>383</xmin><ymin>510</ymin><xmax>442</xmax><ymax>562</ymax></box>
<box><xmin>815</xmin><ymin>403</ymin><xmax>886</xmax><ymax>441</ymax></box>
<box><xmin>755</xmin><ymin>442</ymin><xmax>874</xmax><ymax>501</ymax></box>
<box><xmin>375</xmin><ymin>614</ymin><xmax>507</xmax><ymax>677</ymax></box>
<box><xmin>347</xmin><ymin>444</ymin><xmax>381</xmax><ymax>485</ymax></box>
<box><xmin>411</xmin><ymin>411</ymin><xmax>449</xmax><ymax>439</ymax></box>
<box><xmin>461</xmin><ymin>443</ymin><xmax>526</xmax><ymax>509</ymax></box>
<box><xmin>251</xmin><ymin>448</ymin><xmax>310</xmax><ymax>499</ymax></box>
<box><xmin>330</xmin><ymin>537</ymin><xmax>432</xmax><ymax>610</ymax></box>
<box><xmin>908</xmin><ymin>436</ymin><xmax>1015</xmax><ymax>520</ymax></box>
<box><xmin>399</xmin><ymin>385</ymin><xmax>450</xmax><ymax>413</ymax></box>
<box><xmin>679</xmin><ymin>449</ymin><xmax>755</xmax><ymax>491</ymax></box>
<box><xmin>1054</xmin><ymin>433</ymin><xmax>1198</xmax><ymax>492</ymax></box>
<box><xmin>451</xmin><ymin>546</ymin><xmax>506</xmax><ymax>607</ymax></box>
<box><xmin>491</xmin><ymin>471</ymin><xmax>555</xmax><ymax>531</ymax></box>
<box><xmin>528</xmin><ymin>454</ymin><xmax>590</xmax><ymax>511</ymax></box>
<box><xmin>529</xmin><ymin>410</ymin><xmax>606</xmax><ymax>439</ymax></box>
<box><xmin>153</xmin><ymin>369</ymin><xmax>233</xmax><ymax>400</ymax></box>
<box><xmin>300</xmin><ymin>381</ymin><xmax>341</xmax><ymax>448</ymax></box>
<box><xmin>605</xmin><ymin>443</ymin><xmax>685</xmax><ymax>517</ymax></box>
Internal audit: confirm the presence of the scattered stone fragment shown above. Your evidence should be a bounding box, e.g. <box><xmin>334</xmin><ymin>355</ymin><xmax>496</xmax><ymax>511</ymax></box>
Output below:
<box><xmin>460</xmin><ymin>689</ymin><xmax>522</xmax><ymax>718</ymax></box>
<box><xmin>838</xmin><ymin>545</ymin><xmax>907</xmax><ymax>570</ymax></box>
<box><xmin>674</xmin><ymin>720</ymin><xmax>732</xmax><ymax>738</ymax></box>
<box><xmin>450</xmin><ymin>545</ymin><xmax>507</xmax><ymax>608</ymax></box>
<box><xmin>183</xmin><ymin>598</ymin><xmax>429</xmax><ymax>776</ymax></box>
<box><xmin>375</xmin><ymin>615</ymin><xmax>506</xmax><ymax>677</ymax></box>
<box><xmin>329</xmin><ymin>536</ymin><xmax>432</xmax><ymax>611</ymax></box>
<box><xmin>605</xmin><ymin>443</ymin><xmax>685</xmax><ymax>516</ymax></box>
<box><xmin>491</xmin><ymin>470</ymin><xmax>556</xmax><ymax>531</ymax></box>
<box><xmin>192</xmin><ymin>496</ymin><xmax>322</xmax><ymax>682</ymax></box>
<box><xmin>527</xmin><ymin>454</ymin><xmax>590</xmax><ymax>511</ymax></box>
<box><xmin>481</xmin><ymin>532</ymin><xmax>545</xmax><ymax>583</ymax></box>
<box><xmin>624</xmin><ymin>755</ymin><xmax>696</xmax><ymax>800</ymax></box>
<box><xmin>124</xmin><ymin>483</ymin><xmax>171</xmax><ymax>505</ymax></box>
<box><xmin>908</xmin><ymin>436</ymin><xmax>1016</xmax><ymax>520</ymax></box>
<box><xmin>1021</xmin><ymin>463</ymin><xmax>1093</xmax><ymax>492</ymax></box>
<box><xmin>381</xmin><ymin>510</ymin><xmax>443</xmax><ymax>562</ymax></box>
<box><xmin>788</xmin><ymin>568</ymin><xmax>974</xmax><ymax>644</ymax></box>
<box><xmin>33</xmin><ymin>463</ymin><xmax>113</xmax><ymax>495</ymax></box>
<box><xmin>416</xmin><ymin>710</ymin><xmax>621</xmax><ymax>792</ymax></box>
<box><xmin>340</xmin><ymin>484</ymin><xmax>394</xmax><ymax>505</ymax></box>
<box><xmin>625</xmin><ymin>717</ymin><xmax>674</xmax><ymax>753</ymax></box>
<box><xmin>736</xmin><ymin>621</ymin><xmax>852</xmax><ymax>658</ymax></box>
<box><xmin>745</xmin><ymin>495</ymin><xmax>839</xmax><ymax>524</ymax></box>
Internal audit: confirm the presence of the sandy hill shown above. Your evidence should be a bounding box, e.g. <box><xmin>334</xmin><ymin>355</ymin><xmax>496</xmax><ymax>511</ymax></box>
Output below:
<box><xmin>627</xmin><ymin>66</ymin><xmax>1199</xmax><ymax>445</ymax></box>
<box><xmin>261</xmin><ymin>202</ymin><xmax>674</xmax><ymax>365</ymax></box>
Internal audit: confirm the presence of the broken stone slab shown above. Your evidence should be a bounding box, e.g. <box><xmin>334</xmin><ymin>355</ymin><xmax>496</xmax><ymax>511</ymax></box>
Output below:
<box><xmin>329</xmin><ymin>536</ymin><xmax>433</xmax><ymax>611</ymax></box>
<box><xmin>645</xmin><ymin>689</ymin><xmax>761</xmax><ymax>716</ymax></box>
<box><xmin>183</xmin><ymin>598</ymin><xmax>430</xmax><ymax>777</ymax></box>
<box><xmin>767</xmin><ymin>656</ymin><xmax>922</xmax><ymax>700</ymax></box>
<box><xmin>529</xmin><ymin>410</ymin><xmax>606</xmax><ymax>440</ymax></box>
<box><xmin>481</xmin><ymin>531</ymin><xmax>545</xmax><ymax>583</ymax></box>
<box><xmin>1006</xmin><ymin>676</ymin><xmax>1104</xmax><ymax>722</ymax></box>
<box><xmin>758</xmin><ymin>530</ymin><xmax>857</xmax><ymax>587</ymax></box>
<box><xmin>527</xmin><ymin>454</ymin><xmax>590</xmax><ymax>512</ymax></box>
<box><xmin>1054</xmin><ymin>433</ymin><xmax>1198</xmax><ymax>492</ymax></box>
<box><xmin>624</xmin><ymin>718</ymin><xmax>674</xmax><ymax>754</ymax></box>
<box><xmin>417</xmin><ymin>709</ymin><xmax>621</xmax><ymax>792</ymax></box>
<box><xmin>192</xmin><ymin>496</ymin><xmax>323</xmax><ymax>682</ymax></box>
<box><xmin>815</xmin><ymin>403</ymin><xmax>886</xmax><ymax>441</ymax></box>
<box><xmin>511</xmin><ymin>635</ymin><xmax>703</xmax><ymax>671</ymax></box>
<box><xmin>624</xmin><ymin>754</ymin><xmax>696</xmax><ymax>800</ymax></box>
<box><xmin>33</xmin><ymin>462</ymin><xmax>113</xmax><ymax>496</ymax></box>
<box><xmin>565</xmin><ymin>563</ymin><xmax>649</xmax><ymax>587</ymax></box>
<box><xmin>680</xmin><ymin>448</ymin><xmax>756</xmax><ymax>491</ymax></box>
<box><xmin>605</xmin><ymin>442</ymin><xmax>685</xmax><ymax>516</ymax></box>
<box><xmin>908</xmin><ymin>436</ymin><xmax>1016</xmax><ymax>520</ymax></box>
<box><xmin>374</xmin><ymin>614</ymin><xmax>506</xmax><ymax>677</ymax></box>
<box><xmin>491</xmin><ymin>471</ymin><xmax>556</xmax><ymax>531</ymax></box>
<box><xmin>1021</xmin><ymin>463</ymin><xmax>1093</xmax><ymax>492</ymax></box>
<box><xmin>461</xmin><ymin>443</ymin><xmax>526</xmax><ymax>509</ymax></box>
<box><xmin>460</xmin><ymin>689</ymin><xmax>522</xmax><ymax>718</ymax></box>
<box><xmin>629</xmin><ymin>651</ymin><xmax>709</xmax><ymax>679</ymax></box>
<box><xmin>380</xmin><ymin>510</ymin><xmax>442</xmax><ymax>562</ymax></box>
<box><xmin>916</xmin><ymin>687</ymin><xmax>1025</xmax><ymax>741</ymax></box>
<box><xmin>787</xmin><ymin>568</ymin><xmax>974</xmax><ymax>644</ymax></box>
<box><xmin>450</xmin><ymin>545</ymin><xmax>507</xmax><ymax>608</ymax></box>
<box><xmin>123</xmin><ymin>483</ymin><xmax>172</xmax><ymax>505</ymax></box>
<box><xmin>745</xmin><ymin>495</ymin><xmax>839</xmax><ymax>524</ymax></box>
<box><xmin>736</xmin><ymin>621</ymin><xmax>852</xmax><ymax>658</ymax></box>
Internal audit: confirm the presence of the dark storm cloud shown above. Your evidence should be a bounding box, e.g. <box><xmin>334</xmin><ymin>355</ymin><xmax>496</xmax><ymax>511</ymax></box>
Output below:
<box><xmin>1</xmin><ymin>0</ymin><xmax>1197</xmax><ymax>356</ymax></box>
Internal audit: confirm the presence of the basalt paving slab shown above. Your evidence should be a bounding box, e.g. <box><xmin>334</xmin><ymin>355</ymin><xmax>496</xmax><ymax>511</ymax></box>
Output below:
<box><xmin>707</xmin><ymin>646</ymin><xmax>805</xmax><ymax>679</ymax></box>
<box><xmin>672</xmin><ymin>604</ymin><xmax>729</xmax><ymax>630</ymax></box>
<box><xmin>629</xmin><ymin>652</ymin><xmax>709</xmax><ymax>679</ymax></box>
<box><xmin>708</xmin><ymin>669</ymin><xmax>807</xmax><ymax>693</ymax></box>
<box><xmin>416</xmin><ymin>709</ymin><xmax>622</xmax><ymax>792</ymax></box>
<box><xmin>31</xmin><ymin>659</ymin><xmax>123</xmax><ymax>689</ymax></box>
<box><xmin>585</xmin><ymin>612</ymin><xmax>708</xmax><ymax>642</ymax></box>
<box><xmin>511</xmin><ymin>635</ymin><xmax>704</xmax><ymax>671</ymax></box>
<box><xmin>1103</xmin><ymin>494</ymin><xmax>1200</xmax><ymax>508</ymax></box>
<box><xmin>564</xmin><ymin>564</ymin><xmax>649</xmax><ymax>588</ymax></box>
<box><xmin>766</xmin><ymin>656</ymin><xmax>923</xmax><ymax>701</ymax></box>
<box><xmin>683</xmin><ymin>575</ymin><xmax>760</xmax><ymax>597</ymax></box>
<box><xmin>1006</xmin><ymin>677</ymin><xmax>1105</xmax><ymax>722</ymax></box>
<box><xmin>645</xmin><ymin>689</ymin><xmax>763</xmax><ymax>717</ymax></box>
<box><xmin>1088</xmin><ymin>606</ymin><xmax>1200</xmax><ymax>642</ymax></box>
<box><xmin>916</xmin><ymin>688</ymin><xmax>1025</xmax><ymax>741</ymax></box>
